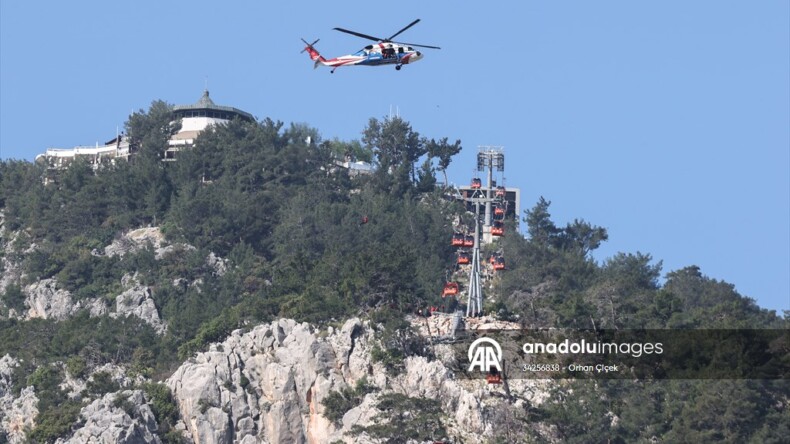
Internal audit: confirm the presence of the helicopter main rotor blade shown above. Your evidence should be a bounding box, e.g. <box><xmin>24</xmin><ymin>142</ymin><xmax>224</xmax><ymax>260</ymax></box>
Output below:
<box><xmin>393</xmin><ymin>41</ymin><xmax>441</xmax><ymax>50</ymax></box>
<box><xmin>387</xmin><ymin>18</ymin><xmax>421</xmax><ymax>41</ymax></box>
<box><xmin>333</xmin><ymin>27</ymin><xmax>383</xmax><ymax>42</ymax></box>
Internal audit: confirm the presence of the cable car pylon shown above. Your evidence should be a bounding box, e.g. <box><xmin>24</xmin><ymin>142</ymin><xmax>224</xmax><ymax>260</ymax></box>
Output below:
<box><xmin>456</xmin><ymin>146</ymin><xmax>506</xmax><ymax>317</ymax></box>
<box><xmin>466</xmin><ymin>201</ymin><xmax>483</xmax><ymax>317</ymax></box>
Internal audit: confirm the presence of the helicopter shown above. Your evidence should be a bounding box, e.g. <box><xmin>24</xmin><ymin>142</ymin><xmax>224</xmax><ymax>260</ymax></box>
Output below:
<box><xmin>301</xmin><ymin>19</ymin><xmax>440</xmax><ymax>73</ymax></box>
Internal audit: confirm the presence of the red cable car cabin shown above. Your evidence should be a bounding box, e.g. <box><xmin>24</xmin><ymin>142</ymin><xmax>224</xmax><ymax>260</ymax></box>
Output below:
<box><xmin>451</xmin><ymin>232</ymin><xmax>464</xmax><ymax>247</ymax></box>
<box><xmin>493</xmin><ymin>256</ymin><xmax>505</xmax><ymax>271</ymax></box>
<box><xmin>471</xmin><ymin>178</ymin><xmax>482</xmax><ymax>189</ymax></box>
<box><xmin>495</xmin><ymin>186</ymin><xmax>506</xmax><ymax>197</ymax></box>
<box><xmin>442</xmin><ymin>282</ymin><xmax>459</xmax><ymax>297</ymax></box>
<box><xmin>491</xmin><ymin>222</ymin><xmax>504</xmax><ymax>237</ymax></box>
<box><xmin>463</xmin><ymin>235</ymin><xmax>474</xmax><ymax>247</ymax></box>
<box><xmin>494</xmin><ymin>205</ymin><xmax>505</xmax><ymax>217</ymax></box>
<box><xmin>486</xmin><ymin>367</ymin><xmax>502</xmax><ymax>384</ymax></box>
<box><xmin>457</xmin><ymin>252</ymin><xmax>471</xmax><ymax>265</ymax></box>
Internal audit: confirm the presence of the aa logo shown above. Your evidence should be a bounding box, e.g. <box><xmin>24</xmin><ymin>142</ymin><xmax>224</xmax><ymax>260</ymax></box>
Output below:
<box><xmin>467</xmin><ymin>337</ymin><xmax>502</xmax><ymax>373</ymax></box>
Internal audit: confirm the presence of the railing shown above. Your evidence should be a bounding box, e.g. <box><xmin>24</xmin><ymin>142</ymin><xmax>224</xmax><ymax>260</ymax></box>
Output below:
<box><xmin>44</xmin><ymin>142</ymin><xmax>130</xmax><ymax>158</ymax></box>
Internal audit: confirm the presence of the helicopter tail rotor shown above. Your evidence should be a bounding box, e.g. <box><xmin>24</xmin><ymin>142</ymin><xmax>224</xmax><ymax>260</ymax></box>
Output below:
<box><xmin>300</xmin><ymin>38</ymin><xmax>320</xmax><ymax>53</ymax></box>
<box><xmin>300</xmin><ymin>38</ymin><xmax>327</xmax><ymax>68</ymax></box>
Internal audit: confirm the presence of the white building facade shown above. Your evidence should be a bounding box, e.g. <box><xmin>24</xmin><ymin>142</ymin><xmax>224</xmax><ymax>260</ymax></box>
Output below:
<box><xmin>35</xmin><ymin>90</ymin><xmax>255</xmax><ymax>173</ymax></box>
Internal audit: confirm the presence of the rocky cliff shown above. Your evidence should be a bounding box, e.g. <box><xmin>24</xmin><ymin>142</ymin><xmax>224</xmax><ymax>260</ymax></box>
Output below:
<box><xmin>0</xmin><ymin>222</ymin><xmax>552</xmax><ymax>443</ymax></box>
<box><xmin>0</xmin><ymin>355</ymin><xmax>38</xmax><ymax>444</ymax></box>
<box><xmin>0</xmin><ymin>226</ymin><xmax>222</xmax><ymax>330</ymax></box>
<box><xmin>0</xmin><ymin>316</ymin><xmax>553</xmax><ymax>443</ymax></box>
<box><xmin>59</xmin><ymin>390</ymin><xmax>162</xmax><ymax>444</ymax></box>
<box><xmin>163</xmin><ymin>317</ymin><xmax>550</xmax><ymax>443</ymax></box>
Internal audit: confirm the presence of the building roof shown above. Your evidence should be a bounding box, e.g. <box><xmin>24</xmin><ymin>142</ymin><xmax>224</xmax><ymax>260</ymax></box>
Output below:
<box><xmin>172</xmin><ymin>90</ymin><xmax>254</xmax><ymax>121</ymax></box>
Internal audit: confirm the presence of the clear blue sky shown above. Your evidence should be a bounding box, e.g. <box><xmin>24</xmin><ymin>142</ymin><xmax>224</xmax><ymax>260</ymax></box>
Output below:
<box><xmin>2</xmin><ymin>1</ymin><xmax>788</xmax><ymax>313</ymax></box>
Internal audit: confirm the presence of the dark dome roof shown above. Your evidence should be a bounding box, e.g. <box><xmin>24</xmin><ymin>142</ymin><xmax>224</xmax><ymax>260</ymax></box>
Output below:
<box><xmin>172</xmin><ymin>90</ymin><xmax>254</xmax><ymax>121</ymax></box>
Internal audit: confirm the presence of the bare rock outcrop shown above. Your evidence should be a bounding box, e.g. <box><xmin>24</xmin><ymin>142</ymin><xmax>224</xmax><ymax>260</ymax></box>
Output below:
<box><xmin>103</xmin><ymin>226</ymin><xmax>198</xmax><ymax>261</ymax></box>
<box><xmin>24</xmin><ymin>278</ymin><xmax>79</xmax><ymax>320</ymax></box>
<box><xmin>57</xmin><ymin>390</ymin><xmax>161</xmax><ymax>444</ymax></box>
<box><xmin>166</xmin><ymin>318</ymin><xmax>551</xmax><ymax>444</ymax></box>
<box><xmin>21</xmin><ymin>279</ymin><xmax>109</xmax><ymax>321</ymax></box>
<box><xmin>113</xmin><ymin>274</ymin><xmax>167</xmax><ymax>335</ymax></box>
<box><xmin>0</xmin><ymin>211</ymin><xmax>25</xmax><ymax>295</ymax></box>
<box><xmin>13</xmin><ymin>271</ymin><xmax>164</xmax><ymax>333</ymax></box>
<box><xmin>206</xmin><ymin>252</ymin><xmax>228</xmax><ymax>276</ymax></box>
<box><xmin>0</xmin><ymin>355</ymin><xmax>39</xmax><ymax>444</ymax></box>
<box><xmin>0</xmin><ymin>315</ymin><xmax>553</xmax><ymax>443</ymax></box>
<box><xmin>167</xmin><ymin>319</ymin><xmax>351</xmax><ymax>444</ymax></box>
<box><xmin>104</xmin><ymin>227</ymin><xmax>167</xmax><ymax>258</ymax></box>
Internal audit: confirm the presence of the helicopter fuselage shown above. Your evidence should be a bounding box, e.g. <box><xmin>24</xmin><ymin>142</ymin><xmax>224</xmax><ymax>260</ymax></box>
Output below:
<box><xmin>301</xmin><ymin>19</ymin><xmax>436</xmax><ymax>72</ymax></box>
<box><xmin>305</xmin><ymin>42</ymin><xmax>422</xmax><ymax>72</ymax></box>
<box><xmin>351</xmin><ymin>43</ymin><xmax>423</xmax><ymax>66</ymax></box>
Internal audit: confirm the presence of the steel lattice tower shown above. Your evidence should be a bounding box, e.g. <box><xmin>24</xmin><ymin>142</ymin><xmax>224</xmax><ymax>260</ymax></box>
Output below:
<box><xmin>463</xmin><ymin>147</ymin><xmax>505</xmax><ymax>317</ymax></box>
<box><xmin>466</xmin><ymin>201</ymin><xmax>483</xmax><ymax>316</ymax></box>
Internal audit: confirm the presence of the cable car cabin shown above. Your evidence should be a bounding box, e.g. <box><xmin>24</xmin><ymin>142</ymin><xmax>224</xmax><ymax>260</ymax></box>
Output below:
<box><xmin>493</xmin><ymin>256</ymin><xmax>505</xmax><ymax>271</ymax></box>
<box><xmin>463</xmin><ymin>235</ymin><xmax>474</xmax><ymax>247</ymax></box>
<box><xmin>494</xmin><ymin>205</ymin><xmax>505</xmax><ymax>217</ymax></box>
<box><xmin>471</xmin><ymin>178</ymin><xmax>482</xmax><ymax>189</ymax></box>
<box><xmin>451</xmin><ymin>232</ymin><xmax>464</xmax><ymax>247</ymax></box>
<box><xmin>457</xmin><ymin>252</ymin><xmax>471</xmax><ymax>265</ymax></box>
<box><xmin>486</xmin><ymin>373</ymin><xmax>502</xmax><ymax>384</ymax></box>
<box><xmin>491</xmin><ymin>222</ymin><xmax>504</xmax><ymax>237</ymax></box>
<box><xmin>486</xmin><ymin>368</ymin><xmax>502</xmax><ymax>384</ymax></box>
<box><xmin>442</xmin><ymin>282</ymin><xmax>459</xmax><ymax>297</ymax></box>
<box><xmin>495</xmin><ymin>186</ymin><xmax>506</xmax><ymax>197</ymax></box>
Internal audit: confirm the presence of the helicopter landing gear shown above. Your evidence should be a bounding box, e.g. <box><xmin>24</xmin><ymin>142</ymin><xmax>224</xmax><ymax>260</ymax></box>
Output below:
<box><xmin>395</xmin><ymin>64</ymin><xmax>402</xmax><ymax>71</ymax></box>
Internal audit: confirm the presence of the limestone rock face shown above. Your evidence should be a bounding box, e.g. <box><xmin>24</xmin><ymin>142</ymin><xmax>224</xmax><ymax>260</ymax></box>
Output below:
<box><xmin>103</xmin><ymin>226</ymin><xmax>200</xmax><ymax>261</ymax></box>
<box><xmin>16</xmin><ymin>272</ymin><xmax>168</xmax><ymax>332</ymax></box>
<box><xmin>104</xmin><ymin>227</ymin><xmax>167</xmax><ymax>258</ymax></box>
<box><xmin>167</xmin><ymin>319</ymin><xmax>350</xmax><ymax>444</ymax></box>
<box><xmin>1</xmin><ymin>315</ymin><xmax>552</xmax><ymax>443</ymax></box>
<box><xmin>165</xmin><ymin>318</ymin><xmax>549</xmax><ymax>444</ymax></box>
<box><xmin>58</xmin><ymin>390</ymin><xmax>161</xmax><ymax>444</ymax></box>
<box><xmin>165</xmin><ymin>318</ymin><xmax>387</xmax><ymax>444</ymax></box>
<box><xmin>21</xmin><ymin>278</ymin><xmax>110</xmax><ymax>321</ymax></box>
<box><xmin>0</xmin><ymin>252</ymin><xmax>21</xmax><ymax>298</ymax></box>
<box><xmin>0</xmin><ymin>355</ymin><xmax>39</xmax><ymax>444</ymax></box>
<box><xmin>24</xmin><ymin>278</ymin><xmax>78</xmax><ymax>320</ymax></box>
<box><xmin>206</xmin><ymin>252</ymin><xmax>228</xmax><ymax>276</ymax></box>
<box><xmin>0</xmin><ymin>212</ymin><xmax>24</xmax><ymax>296</ymax></box>
<box><xmin>112</xmin><ymin>274</ymin><xmax>167</xmax><ymax>335</ymax></box>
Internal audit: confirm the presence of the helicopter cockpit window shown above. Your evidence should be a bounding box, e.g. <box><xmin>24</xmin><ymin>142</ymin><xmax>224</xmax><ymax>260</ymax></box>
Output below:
<box><xmin>398</xmin><ymin>47</ymin><xmax>404</xmax><ymax>53</ymax></box>
<box><xmin>407</xmin><ymin>46</ymin><xmax>414</xmax><ymax>51</ymax></box>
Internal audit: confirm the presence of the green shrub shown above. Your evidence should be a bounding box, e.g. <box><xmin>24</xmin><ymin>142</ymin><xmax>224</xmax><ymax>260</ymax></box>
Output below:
<box><xmin>321</xmin><ymin>377</ymin><xmax>376</xmax><ymax>424</ymax></box>
<box><xmin>65</xmin><ymin>356</ymin><xmax>87</xmax><ymax>379</ymax></box>
<box><xmin>28</xmin><ymin>400</ymin><xmax>81</xmax><ymax>444</ymax></box>
<box><xmin>86</xmin><ymin>371</ymin><xmax>119</xmax><ymax>396</ymax></box>
<box><xmin>1</xmin><ymin>284</ymin><xmax>25</xmax><ymax>313</ymax></box>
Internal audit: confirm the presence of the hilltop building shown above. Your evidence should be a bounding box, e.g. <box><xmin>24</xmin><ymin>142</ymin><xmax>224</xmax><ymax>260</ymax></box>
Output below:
<box><xmin>35</xmin><ymin>134</ymin><xmax>132</xmax><ymax>174</ymax></box>
<box><xmin>35</xmin><ymin>90</ymin><xmax>255</xmax><ymax>177</ymax></box>
<box><xmin>164</xmin><ymin>90</ymin><xmax>254</xmax><ymax>160</ymax></box>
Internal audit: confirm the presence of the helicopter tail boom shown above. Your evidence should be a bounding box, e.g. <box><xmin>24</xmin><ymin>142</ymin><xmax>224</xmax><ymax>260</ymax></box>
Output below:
<box><xmin>301</xmin><ymin>38</ymin><xmax>327</xmax><ymax>68</ymax></box>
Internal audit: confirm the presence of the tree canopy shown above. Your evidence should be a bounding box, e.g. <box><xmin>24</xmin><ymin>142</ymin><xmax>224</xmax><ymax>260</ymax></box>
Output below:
<box><xmin>0</xmin><ymin>102</ymin><xmax>786</xmax><ymax>443</ymax></box>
